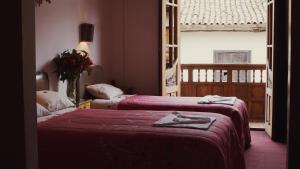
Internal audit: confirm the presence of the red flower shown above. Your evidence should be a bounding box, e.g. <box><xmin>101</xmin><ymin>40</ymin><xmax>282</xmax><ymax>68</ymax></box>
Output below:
<box><xmin>53</xmin><ymin>49</ymin><xmax>93</xmax><ymax>82</ymax></box>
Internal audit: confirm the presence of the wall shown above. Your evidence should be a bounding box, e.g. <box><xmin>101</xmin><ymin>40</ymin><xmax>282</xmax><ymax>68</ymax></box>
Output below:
<box><xmin>35</xmin><ymin>0</ymin><xmax>112</xmax><ymax>92</ymax></box>
<box><xmin>23</xmin><ymin>0</ymin><xmax>38</xmax><ymax>168</ymax></box>
<box><xmin>181</xmin><ymin>31</ymin><xmax>267</xmax><ymax>64</ymax></box>
<box><xmin>110</xmin><ymin>0</ymin><xmax>160</xmax><ymax>95</ymax></box>
<box><xmin>2</xmin><ymin>0</ymin><xmax>37</xmax><ymax>169</ymax></box>
<box><xmin>36</xmin><ymin>0</ymin><xmax>160</xmax><ymax>95</ymax></box>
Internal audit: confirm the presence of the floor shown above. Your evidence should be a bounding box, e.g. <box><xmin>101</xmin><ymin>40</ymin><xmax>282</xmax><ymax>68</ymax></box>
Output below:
<box><xmin>245</xmin><ymin>131</ymin><xmax>286</xmax><ymax>169</ymax></box>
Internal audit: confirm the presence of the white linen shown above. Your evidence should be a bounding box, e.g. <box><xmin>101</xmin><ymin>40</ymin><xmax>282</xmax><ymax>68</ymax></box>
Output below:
<box><xmin>198</xmin><ymin>95</ymin><xmax>237</xmax><ymax>105</ymax></box>
<box><xmin>86</xmin><ymin>83</ymin><xmax>124</xmax><ymax>100</ymax></box>
<box><xmin>37</xmin><ymin>90</ymin><xmax>75</xmax><ymax>112</ymax></box>
<box><xmin>91</xmin><ymin>95</ymin><xmax>133</xmax><ymax>109</ymax></box>
<box><xmin>36</xmin><ymin>103</ymin><xmax>51</xmax><ymax>117</ymax></box>
<box><xmin>153</xmin><ymin>112</ymin><xmax>216</xmax><ymax>130</ymax></box>
<box><xmin>37</xmin><ymin>107</ymin><xmax>77</xmax><ymax>123</ymax></box>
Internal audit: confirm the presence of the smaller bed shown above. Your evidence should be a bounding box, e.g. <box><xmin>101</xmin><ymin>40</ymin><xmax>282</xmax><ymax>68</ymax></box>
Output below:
<box><xmin>38</xmin><ymin>109</ymin><xmax>245</xmax><ymax>169</ymax></box>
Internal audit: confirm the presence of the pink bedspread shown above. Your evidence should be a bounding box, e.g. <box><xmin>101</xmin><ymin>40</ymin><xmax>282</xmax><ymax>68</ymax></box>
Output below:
<box><xmin>38</xmin><ymin>109</ymin><xmax>245</xmax><ymax>169</ymax></box>
<box><xmin>118</xmin><ymin>95</ymin><xmax>251</xmax><ymax>148</ymax></box>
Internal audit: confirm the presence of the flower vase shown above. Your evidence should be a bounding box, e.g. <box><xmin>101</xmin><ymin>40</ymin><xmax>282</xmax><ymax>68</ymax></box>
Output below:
<box><xmin>66</xmin><ymin>78</ymin><xmax>80</xmax><ymax>106</ymax></box>
<box><xmin>67</xmin><ymin>79</ymin><xmax>76</xmax><ymax>104</ymax></box>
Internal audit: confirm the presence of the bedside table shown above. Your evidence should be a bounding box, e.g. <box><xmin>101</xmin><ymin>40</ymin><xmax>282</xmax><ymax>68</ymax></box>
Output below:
<box><xmin>77</xmin><ymin>99</ymin><xmax>92</xmax><ymax>109</ymax></box>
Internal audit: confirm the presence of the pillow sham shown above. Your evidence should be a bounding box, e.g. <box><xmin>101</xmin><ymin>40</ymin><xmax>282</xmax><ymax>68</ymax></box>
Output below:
<box><xmin>36</xmin><ymin>90</ymin><xmax>75</xmax><ymax>112</ymax></box>
<box><xmin>86</xmin><ymin>83</ymin><xmax>124</xmax><ymax>100</ymax></box>
<box><xmin>36</xmin><ymin>103</ymin><xmax>51</xmax><ymax>117</ymax></box>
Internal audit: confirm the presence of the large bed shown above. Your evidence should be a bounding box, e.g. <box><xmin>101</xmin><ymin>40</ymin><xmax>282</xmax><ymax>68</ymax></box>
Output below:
<box><xmin>38</xmin><ymin>109</ymin><xmax>245</xmax><ymax>169</ymax></box>
<box><xmin>36</xmin><ymin>72</ymin><xmax>245</xmax><ymax>169</ymax></box>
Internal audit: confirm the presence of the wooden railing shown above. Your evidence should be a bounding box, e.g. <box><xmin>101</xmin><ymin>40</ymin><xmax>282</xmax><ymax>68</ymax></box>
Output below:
<box><xmin>180</xmin><ymin>64</ymin><xmax>266</xmax><ymax>121</ymax></box>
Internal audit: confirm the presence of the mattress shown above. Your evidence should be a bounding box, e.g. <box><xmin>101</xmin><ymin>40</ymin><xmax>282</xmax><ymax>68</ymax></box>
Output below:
<box><xmin>118</xmin><ymin>95</ymin><xmax>251</xmax><ymax>149</ymax></box>
<box><xmin>38</xmin><ymin>109</ymin><xmax>245</xmax><ymax>169</ymax></box>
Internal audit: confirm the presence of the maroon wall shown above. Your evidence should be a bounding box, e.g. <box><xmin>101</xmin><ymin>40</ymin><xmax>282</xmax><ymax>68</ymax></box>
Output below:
<box><xmin>110</xmin><ymin>0</ymin><xmax>160</xmax><ymax>95</ymax></box>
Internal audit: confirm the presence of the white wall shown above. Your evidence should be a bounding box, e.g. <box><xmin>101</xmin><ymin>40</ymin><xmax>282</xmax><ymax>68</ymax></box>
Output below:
<box><xmin>181</xmin><ymin>31</ymin><xmax>267</xmax><ymax>64</ymax></box>
<box><xmin>36</xmin><ymin>0</ymin><xmax>160</xmax><ymax>95</ymax></box>
<box><xmin>35</xmin><ymin>0</ymin><xmax>112</xmax><ymax>92</ymax></box>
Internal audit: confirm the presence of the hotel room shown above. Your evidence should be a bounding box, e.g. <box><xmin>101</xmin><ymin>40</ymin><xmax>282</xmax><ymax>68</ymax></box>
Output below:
<box><xmin>4</xmin><ymin>0</ymin><xmax>300</xmax><ymax>169</ymax></box>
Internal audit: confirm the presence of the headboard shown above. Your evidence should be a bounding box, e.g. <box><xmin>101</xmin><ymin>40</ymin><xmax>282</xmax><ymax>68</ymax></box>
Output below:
<box><xmin>36</xmin><ymin>72</ymin><xmax>49</xmax><ymax>91</ymax></box>
<box><xmin>36</xmin><ymin>65</ymin><xmax>103</xmax><ymax>98</ymax></box>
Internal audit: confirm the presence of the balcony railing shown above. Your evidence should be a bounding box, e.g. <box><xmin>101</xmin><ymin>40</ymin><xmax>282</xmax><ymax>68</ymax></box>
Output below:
<box><xmin>180</xmin><ymin>64</ymin><xmax>266</xmax><ymax>121</ymax></box>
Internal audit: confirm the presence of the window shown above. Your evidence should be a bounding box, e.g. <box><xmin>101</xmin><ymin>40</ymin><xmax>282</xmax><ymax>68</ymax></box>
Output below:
<box><xmin>214</xmin><ymin>50</ymin><xmax>251</xmax><ymax>64</ymax></box>
<box><xmin>213</xmin><ymin>50</ymin><xmax>251</xmax><ymax>82</ymax></box>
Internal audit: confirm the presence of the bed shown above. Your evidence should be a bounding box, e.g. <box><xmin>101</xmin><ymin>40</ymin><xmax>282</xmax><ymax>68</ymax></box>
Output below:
<box><xmin>36</xmin><ymin>72</ymin><xmax>245</xmax><ymax>169</ymax></box>
<box><xmin>38</xmin><ymin>109</ymin><xmax>245</xmax><ymax>169</ymax></box>
<box><xmin>87</xmin><ymin>93</ymin><xmax>250</xmax><ymax>149</ymax></box>
<box><xmin>78</xmin><ymin>66</ymin><xmax>251</xmax><ymax>149</ymax></box>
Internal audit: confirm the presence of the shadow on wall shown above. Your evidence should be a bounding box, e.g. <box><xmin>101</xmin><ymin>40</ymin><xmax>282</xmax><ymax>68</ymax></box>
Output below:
<box><xmin>79</xmin><ymin>65</ymin><xmax>103</xmax><ymax>98</ymax></box>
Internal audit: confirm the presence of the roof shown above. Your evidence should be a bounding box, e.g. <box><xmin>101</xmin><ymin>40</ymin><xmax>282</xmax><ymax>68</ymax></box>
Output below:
<box><xmin>180</xmin><ymin>0</ymin><xmax>267</xmax><ymax>32</ymax></box>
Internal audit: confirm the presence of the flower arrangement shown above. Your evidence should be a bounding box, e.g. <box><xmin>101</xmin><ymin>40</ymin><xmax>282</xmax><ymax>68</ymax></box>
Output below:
<box><xmin>53</xmin><ymin>49</ymin><xmax>93</xmax><ymax>104</ymax></box>
<box><xmin>53</xmin><ymin>49</ymin><xmax>93</xmax><ymax>82</ymax></box>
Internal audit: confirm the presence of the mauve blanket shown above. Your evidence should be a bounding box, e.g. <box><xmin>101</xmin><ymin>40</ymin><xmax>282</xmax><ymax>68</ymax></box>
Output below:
<box><xmin>118</xmin><ymin>95</ymin><xmax>251</xmax><ymax>148</ymax></box>
<box><xmin>38</xmin><ymin>109</ymin><xmax>245</xmax><ymax>169</ymax></box>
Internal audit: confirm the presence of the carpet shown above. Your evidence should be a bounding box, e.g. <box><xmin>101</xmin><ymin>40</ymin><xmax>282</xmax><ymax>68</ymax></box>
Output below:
<box><xmin>245</xmin><ymin>131</ymin><xmax>287</xmax><ymax>169</ymax></box>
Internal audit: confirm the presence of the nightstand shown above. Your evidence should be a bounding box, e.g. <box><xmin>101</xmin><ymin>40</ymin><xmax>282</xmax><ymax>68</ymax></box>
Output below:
<box><xmin>77</xmin><ymin>99</ymin><xmax>92</xmax><ymax>109</ymax></box>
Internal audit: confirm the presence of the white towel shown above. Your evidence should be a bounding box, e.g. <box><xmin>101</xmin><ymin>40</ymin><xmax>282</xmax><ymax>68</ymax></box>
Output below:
<box><xmin>198</xmin><ymin>95</ymin><xmax>237</xmax><ymax>105</ymax></box>
<box><xmin>153</xmin><ymin>112</ymin><xmax>216</xmax><ymax>130</ymax></box>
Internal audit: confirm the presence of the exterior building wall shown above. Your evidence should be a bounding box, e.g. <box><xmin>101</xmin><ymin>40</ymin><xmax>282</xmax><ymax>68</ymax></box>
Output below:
<box><xmin>181</xmin><ymin>31</ymin><xmax>267</xmax><ymax>64</ymax></box>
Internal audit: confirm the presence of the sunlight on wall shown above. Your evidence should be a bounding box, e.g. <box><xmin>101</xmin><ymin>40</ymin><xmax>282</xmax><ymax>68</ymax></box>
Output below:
<box><xmin>181</xmin><ymin>31</ymin><xmax>267</xmax><ymax>82</ymax></box>
<box><xmin>181</xmin><ymin>31</ymin><xmax>267</xmax><ymax>64</ymax></box>
<box><xmin>77</xmin><ymin>42</ymin><xmax>93</xmax><ymax>62</ymax></box>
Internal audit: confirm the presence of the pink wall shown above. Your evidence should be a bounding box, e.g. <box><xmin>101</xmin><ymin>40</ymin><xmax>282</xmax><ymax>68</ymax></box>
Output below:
<box><xmin>35</xmin><ymin>0</ymin><xmax>112</xmax><ymax>90</ymax></box>
<box><xmin>36</xmin><ymin>0</ymin><xmax>160</xmax><ymax>95</ymax></box>
<box><xmin>110</xmin><ymin>0</ymin><xmax>160</xmax><ymax>95</ymax></box>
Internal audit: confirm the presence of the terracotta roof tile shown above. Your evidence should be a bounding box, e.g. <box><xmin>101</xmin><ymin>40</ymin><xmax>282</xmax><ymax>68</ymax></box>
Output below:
<box><xmin>180</xmin><ymin>0</ymin><xmax>267</xmax><ymax>31</ymax></box>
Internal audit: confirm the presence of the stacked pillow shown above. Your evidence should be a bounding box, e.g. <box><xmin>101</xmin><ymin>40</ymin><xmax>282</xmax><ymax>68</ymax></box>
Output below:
<box><xmin>36</xmin><ymin>103</ymin><xmax>50</xmax><ymax>117</ymax></box>
<box><xmin>86</xmin><ymin>83</ymin><xmax>124</xmax><ymax>100</ymax></box>
<box><xmin>36</xmin><ymin>90</ymin><xmax>75</xmax><ymax>117</ymax></box>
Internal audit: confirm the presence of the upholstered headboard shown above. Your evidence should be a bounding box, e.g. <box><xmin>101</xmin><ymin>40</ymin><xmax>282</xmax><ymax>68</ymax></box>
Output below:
<box><xmin>36</xmin><ymin>72</ymin><xmax>49</xmax><ymax>91</ymax></box>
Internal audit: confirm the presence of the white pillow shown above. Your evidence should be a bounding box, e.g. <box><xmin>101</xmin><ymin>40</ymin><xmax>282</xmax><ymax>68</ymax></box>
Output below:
<box><xmin>86</xmin><ymin>83</ymin><xmax>124</xmax><ymax>100</ymax></box>
<box><xmin>36</xmin><ymin>90</ymin><xmax>75</xmax><ymax>112</ymax></box>
<box><xmin>36</xmin><ymin>103</ymin><xmax>50</xmax><ymax>117</ymax></box>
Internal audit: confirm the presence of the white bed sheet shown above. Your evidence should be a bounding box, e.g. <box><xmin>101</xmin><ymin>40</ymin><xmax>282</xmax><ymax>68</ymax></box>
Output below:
<box><xmin>37</xmin><ymin>107</ymin><xmax>77</xmax><ymax>123</ymax></box>
<box><xmin>91</xmin><ymin>95</ymin><xmax>133</xmax><ymax>109</ymax></box>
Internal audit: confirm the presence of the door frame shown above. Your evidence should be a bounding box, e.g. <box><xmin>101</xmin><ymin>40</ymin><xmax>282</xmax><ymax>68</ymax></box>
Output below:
<box><xmin>267</xmin><ymin>0</ymin><xmax>288</xmax><ymax>142</ymax></box>
<box><xmin>159</xmin><ymin>0</ymin><xmax>181</xmax><ymax>96</ymax></box>
<box><xmin>287</xmin><ymin>0</ymin><xmax>300</xmax><ymax>168</ymax></box>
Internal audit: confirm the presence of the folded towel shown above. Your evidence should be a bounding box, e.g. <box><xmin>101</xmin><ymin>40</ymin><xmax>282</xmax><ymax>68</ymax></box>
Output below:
<box><xmin>198</xmin><ymin>95</ymin><xmax>237</xmax><ymax>105</ymax></box>
<box><xmin>172</xmin><ymin>117</ymin><xmax>211</xmax><ymax>124</ymax></box>
<box><xmin>153</xmin><ymin>112</ymin><xmax>216</xmax><ymax>130</ymax></box>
